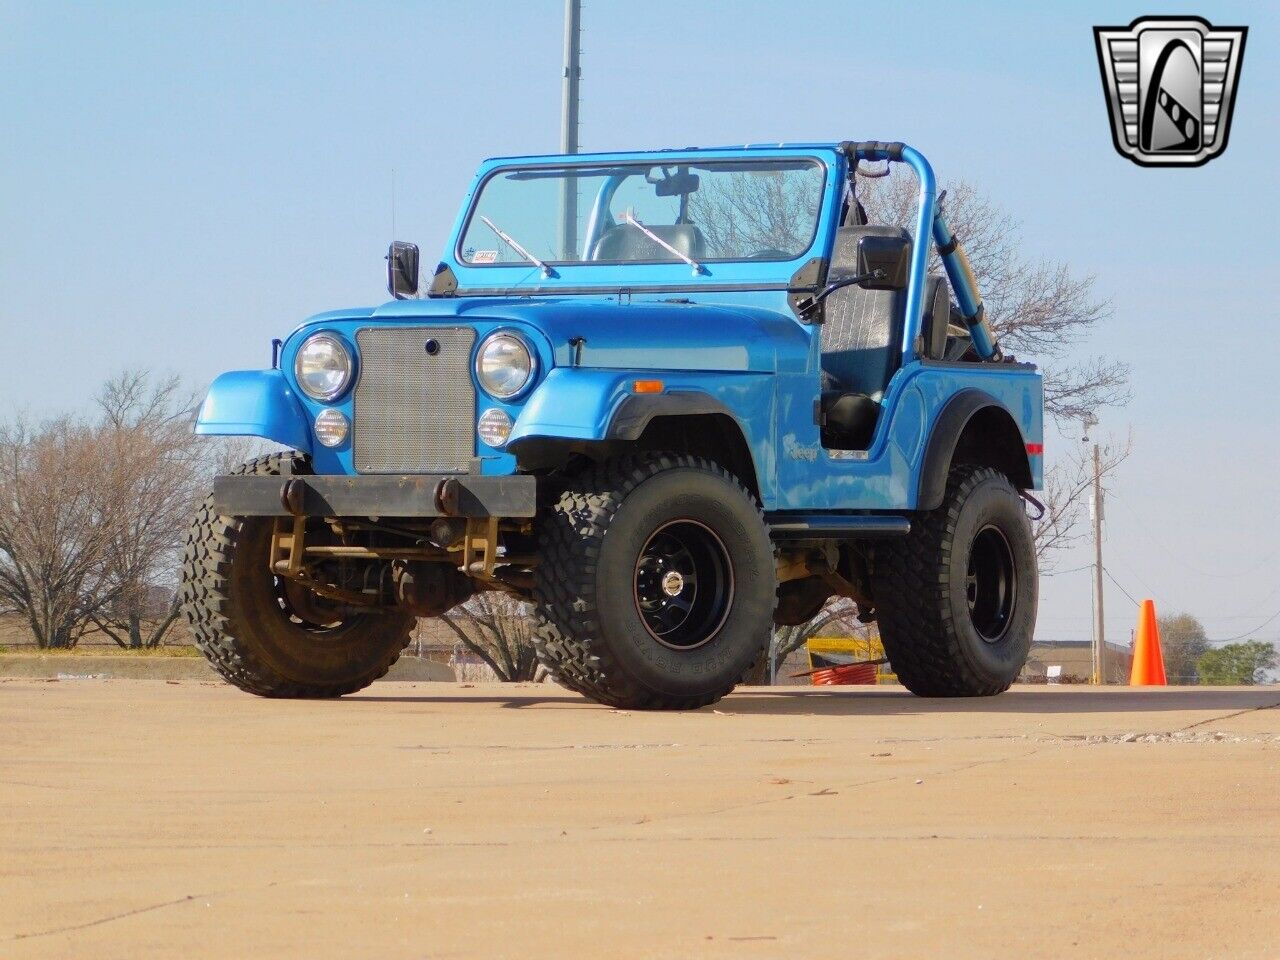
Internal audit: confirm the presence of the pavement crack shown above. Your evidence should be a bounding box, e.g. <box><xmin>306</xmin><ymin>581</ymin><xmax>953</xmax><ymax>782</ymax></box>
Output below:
<box><xmin>1177</xmin><ymin>698</ymin><xmax>1280</xmax><ymax>733</ymax></box>
<box><xmin>7</xmin><ymin>893</ymin><xmax>204</xmax><ymax>942</ymax></box>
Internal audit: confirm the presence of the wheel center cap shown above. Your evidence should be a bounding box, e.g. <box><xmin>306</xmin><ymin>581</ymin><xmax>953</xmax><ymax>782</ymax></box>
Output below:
<box><xmin>661</xmin><ymin>571</ymin><xmax>685</xmax><ymax>597</ymax></box>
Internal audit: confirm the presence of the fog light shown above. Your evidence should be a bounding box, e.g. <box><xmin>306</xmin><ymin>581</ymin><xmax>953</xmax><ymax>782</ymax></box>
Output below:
<box><xmin>477</xmin><ymin>408</ymin><xmax>513</xmax><ymax>448</ymax></box>
<box><xmin>314</xmin><ymin>408</ymin><xmax>349</xmax><ymax>447</ymax></box>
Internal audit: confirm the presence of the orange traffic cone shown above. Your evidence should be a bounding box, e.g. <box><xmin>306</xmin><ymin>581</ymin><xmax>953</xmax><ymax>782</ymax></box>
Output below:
<box><xmin>1129</xmin><ymin>599</ymin><xmax>1167</xmax><ymax>686</ymax></box>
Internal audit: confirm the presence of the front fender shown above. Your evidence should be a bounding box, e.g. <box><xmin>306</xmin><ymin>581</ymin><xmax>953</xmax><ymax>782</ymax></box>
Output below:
<box><xmin>195</xmin><ymin>369</ymin><xmax>312</xmax><ymax>454</ymax></box>
<box><xmin>505</xmin><ymin>368</ymin><xmax>636</xmax><ymax>445</ymax></box>
<box><xmin>506</xmin><ymin>367</ymin><xmax>775</xmax><ymax>504</ymax></box>
<box><xmin>507</xmin><ymin>368</ymin><xmax>767</xmax><ymax>446</ymax></box>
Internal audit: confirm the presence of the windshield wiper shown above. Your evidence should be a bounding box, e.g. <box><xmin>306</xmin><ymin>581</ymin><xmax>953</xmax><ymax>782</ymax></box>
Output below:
<box><xmin>479</xmin><ymin>215</ymin><xmax>555</xmax><ymax>278</ymax></box>
<box><xmin>621</xmin><ymin>210</ymin><xmax>705</xmax><ymax>276</ymax></box>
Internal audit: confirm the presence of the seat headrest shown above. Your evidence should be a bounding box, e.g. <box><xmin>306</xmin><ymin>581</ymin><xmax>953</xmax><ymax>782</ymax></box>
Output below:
<box><xmin>591</xmin><ymin>223</ymin><xmax>707</xmax><ymax>262</ymax></box>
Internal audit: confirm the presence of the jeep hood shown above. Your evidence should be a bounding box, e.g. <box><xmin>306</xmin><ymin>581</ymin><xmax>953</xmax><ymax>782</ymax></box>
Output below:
<box><xmin>297</xmin><ymin>297</ymin><xmax>809</xmax><ymax>374</ymax></box>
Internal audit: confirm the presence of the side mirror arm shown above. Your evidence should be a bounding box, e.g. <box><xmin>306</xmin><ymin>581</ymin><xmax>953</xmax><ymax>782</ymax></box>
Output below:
<box><xmin>797</xmin><ymin>270</ymin><xmax>885</xmax><ymax>319</ymax></box>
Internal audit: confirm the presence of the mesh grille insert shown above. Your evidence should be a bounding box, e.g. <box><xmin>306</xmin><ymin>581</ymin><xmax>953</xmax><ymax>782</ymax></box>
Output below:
<box><xmin>353</xmin><ymin>327</ymin><xmax>476</xmax><ymax>474</ymax></box>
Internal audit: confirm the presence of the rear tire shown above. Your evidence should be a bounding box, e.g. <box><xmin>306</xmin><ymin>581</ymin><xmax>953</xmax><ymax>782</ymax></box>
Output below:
<box><xmin>179</xmin><ymin>453</ymin><xmax>415</xmax><ymax>698</ymax></box>
<box><xmin>872</xmin><ymin>465</ymin><xmax>1037</xmax><ymax>696</ymax></box>
<box><xmin>533</xmin><ymin>453</ymin><xmax>775</xmax><ymax>709</ymax></box>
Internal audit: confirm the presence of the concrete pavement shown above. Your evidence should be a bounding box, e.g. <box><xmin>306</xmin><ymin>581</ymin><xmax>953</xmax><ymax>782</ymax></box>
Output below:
<box><xmin>2</xmin><ymin>680</ymin><xmax>1278</xmax><ymax>959</ymax></box>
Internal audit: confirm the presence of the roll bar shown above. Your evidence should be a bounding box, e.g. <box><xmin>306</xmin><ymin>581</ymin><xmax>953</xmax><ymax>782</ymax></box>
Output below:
<box><xmin>838</xmin><ymin>142</ymin><xmax>1002</xmax><ymax>362</ymax></box>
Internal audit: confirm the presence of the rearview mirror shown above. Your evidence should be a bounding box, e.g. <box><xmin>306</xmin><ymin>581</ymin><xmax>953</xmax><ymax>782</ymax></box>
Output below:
<box><xmin>654</xmin><ymin>171</ymin><xmax>700</xmax><ymax>197</ymax></box>
<box><xmin>386</xmin><ymin>241</ymin><xmax>420</xmax><ymax>299</ymax></box>
<box><xmin>856</xmin><ymin>234</ymin><xmax>910</xmax><ymax>291</ymax></box>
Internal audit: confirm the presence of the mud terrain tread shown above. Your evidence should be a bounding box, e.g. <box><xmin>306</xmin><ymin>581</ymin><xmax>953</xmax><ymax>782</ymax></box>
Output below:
<box><xmin>179</xmin><ymin>453</ymin><xmax>412</xmax><ymax>698</ymax></box>
<box><xmin>872</xmin><ymin>465</ymin><xmax>1018</xmax><ymax>697</ymax></box>
<box><xmin>532</xmin><ymin>453</ymin><xmax>772</xmax><ymax>710</ymax></box>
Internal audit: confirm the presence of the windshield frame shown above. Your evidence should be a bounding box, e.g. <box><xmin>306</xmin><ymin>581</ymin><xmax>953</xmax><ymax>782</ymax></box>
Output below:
<box><xmin>448</xmin><ymin>150</ymin><xmax>835</xmax><ymax>283</ymax></box>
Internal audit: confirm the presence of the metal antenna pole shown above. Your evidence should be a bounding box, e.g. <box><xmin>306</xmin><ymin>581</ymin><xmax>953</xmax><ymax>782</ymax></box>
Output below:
<box><xmin>1091</xmin><ymin>440</ymin><xmax>1106</xmax><ymax>684</ymax></box>
<box><xmin>558</xmin><ymin>0</ymin><xmax>581</xmax><ymax>258</ymax></box>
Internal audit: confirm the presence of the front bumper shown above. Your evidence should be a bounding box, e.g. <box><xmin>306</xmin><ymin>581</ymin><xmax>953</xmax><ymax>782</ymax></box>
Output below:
<box><xmin>213</xmin><ymin>474</ymin><xmax>537</xmax><ymax>518</ymax></box>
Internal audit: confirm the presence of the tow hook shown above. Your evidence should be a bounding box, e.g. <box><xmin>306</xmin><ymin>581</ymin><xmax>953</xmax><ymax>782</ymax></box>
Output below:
<box><xmin>435</xmin><ymin>477</ymin><xmax>462</xmax><ymax>516</ymax></box>
<box><xmin>280</xmin><ymin>477</ymin><xmax>307</xmax><ymax>517</ymax></box>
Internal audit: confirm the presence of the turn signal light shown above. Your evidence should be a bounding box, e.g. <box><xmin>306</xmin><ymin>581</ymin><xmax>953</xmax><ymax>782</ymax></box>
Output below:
<box><xmin>633</xmin><ymin>380</ymin><xmax>664</xmax><ymax>394</ymax></box>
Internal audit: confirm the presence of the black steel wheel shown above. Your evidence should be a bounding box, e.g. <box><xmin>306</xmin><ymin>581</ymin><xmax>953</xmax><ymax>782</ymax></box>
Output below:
<box><xmin>966</xmin><ymin>525</ymin><xmax>1017</xmax><ymax>643</ymax></box>
<box><xmin>633</xmin><ymin>520</ymin><xmax>734</xmax><ymax>649</ymax></box>
<box><xmin>533</xmin><ymin>453</ymin><xmax>775</xmax><ymax>710</ymax></box>
<box><xmin>872</xmin><ymin>465</ymin><xmax>1037</xmax><ymax>697</ymax></box>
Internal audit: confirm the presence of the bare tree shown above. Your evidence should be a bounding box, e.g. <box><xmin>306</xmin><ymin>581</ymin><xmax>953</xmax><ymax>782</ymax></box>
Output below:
<box><xmin>0</xmin><ymin>417</ymin><xmax>124</xmax><ymax>647</ymax></box>
<box><xmin>1032</xmin><ymin>434</ymin><xmax>1131</xmax><ymax>565</ymax></box>
<box><xmin>88</xmin><ymin>372</ymin><xmax>204</xmax><ymax>648</ymax></box>
<box><xmin>857</xmin><ymin>174</ymin><xmax>1130</xmax><ymax>423</ymax></box>
<box><xmin>690</xmin><ymin>169</ymin><xmax>1130</xmax><ymax>489</ymax></box>
<box><xmin>688</xmin><ymin>168</ymin><xmax>822</xmax><ymax>257</ymax></box>
<box><xmin>439</xmin><ymin>591</ymin><xmax>540</xmax><ymax>681</ymax></box>
<box><xmin>856</xmin><ymin>172</ymin><xmax>1133</xmax><ymax>569</ymax></box>
<box><xmin>0</xmin><ymin>371</ymin><xmax>252</xmax><ymax>650</ymax></box>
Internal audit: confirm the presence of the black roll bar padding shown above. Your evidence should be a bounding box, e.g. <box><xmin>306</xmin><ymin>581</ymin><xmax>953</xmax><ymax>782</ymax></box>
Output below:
<box><xmin>838</xmin><ymin>141</ymin><xmax>906</xmax><ymax>163</ymax></box>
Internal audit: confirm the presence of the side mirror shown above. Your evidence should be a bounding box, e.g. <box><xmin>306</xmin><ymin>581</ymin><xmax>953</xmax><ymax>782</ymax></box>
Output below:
<box><xmin>856</xmin><ymin>234</ymin><xmax>910</xmax><ymax>290</ymax></box>
<box><xmin>386</xmin><ymin>241</ymin><xmax>420</xmax><ymax>299</ymax></box>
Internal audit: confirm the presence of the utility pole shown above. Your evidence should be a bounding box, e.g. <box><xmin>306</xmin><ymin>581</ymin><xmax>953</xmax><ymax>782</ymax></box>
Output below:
<box><xmin>558</xmin><ymin>0</ymin><xmax>582</xmax><ymax>259</ymax></box>
<box><xmin>1090</xmin><ymin>439</ymin><xmax>1106</xmax><ymax>684</ymax></box>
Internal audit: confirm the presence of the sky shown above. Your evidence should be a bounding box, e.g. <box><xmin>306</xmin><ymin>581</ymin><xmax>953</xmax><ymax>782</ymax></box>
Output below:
<box><xmin>2</xmin><ymin>1</ymin><xmax>1277</xmax><ymax>655</ymax></box>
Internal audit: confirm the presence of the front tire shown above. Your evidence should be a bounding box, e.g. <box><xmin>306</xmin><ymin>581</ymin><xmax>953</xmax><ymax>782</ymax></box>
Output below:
<box><xmin>179</xmin><ymin>454</ymin><xmax>416</xmax><ymax>698</ymax></box>
<box><xmin>533</xmin><ymin>454</ymin><xmax>775</xmax><ymax>709</ymax></box>
<box><xmin>872</xmin><ymin>465</ymin><xmax>1037</xmax><ymax>697</ymax></box>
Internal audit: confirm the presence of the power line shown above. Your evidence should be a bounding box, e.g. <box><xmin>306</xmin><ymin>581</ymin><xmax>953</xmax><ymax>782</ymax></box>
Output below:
<box><xmin>1102</xmin><ymin>567</ymin><xmax>1142</xmax><ymax>608</ymax></box>
<box><xmin>1104</xmin><ymin>553</ymin><xmax>1170</xmax><ymax>610</ymax></box>
<box><xmin>1099</xmin><ymin>566</ymin><xmax>1280</xmax><ymax>644</ymax></box>
<box><xmin>1108</xmin><ymin>491</ymin><xmax>1280</xmax><ymax>580</ymax></box>
<box><xmin>1210</xmin><ymin>609</ymin><xmax>1280</xmax><ymax>644</ymax></box>
<box><xmin>1042</xmin><ymin>563</ymin><xmax>1093</xmax><ymax>577</ymax></box>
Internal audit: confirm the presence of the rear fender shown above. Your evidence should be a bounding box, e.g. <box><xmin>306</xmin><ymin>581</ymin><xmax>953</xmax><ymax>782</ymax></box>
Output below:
<box><xmin>195</xmin><ymin>369</ymin><xmax>312</xmax><ymax>454</ymax></box>
<box><xmin>917</xmin><ymin>388</ymin><xmax>1034</xmax><ymax>510</ymax></box>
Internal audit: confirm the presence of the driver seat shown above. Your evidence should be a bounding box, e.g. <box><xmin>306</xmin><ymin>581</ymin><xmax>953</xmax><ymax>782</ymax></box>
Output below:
<box><xmin>591</xmin><ymin>223</ymin><xmax>707</xmax><ymax>262</ymax></box>
<box><xmin>819</xmin><ymin>225</ymin><xmax>910</xmax><ymax>449</ymax></box>
<box><xmin>818</xmin><ymin>226</ymin><xmax>955</xmax><ymax>450</ymax></box>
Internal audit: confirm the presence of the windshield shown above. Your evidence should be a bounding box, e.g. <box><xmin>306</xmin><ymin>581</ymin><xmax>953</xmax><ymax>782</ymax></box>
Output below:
<box><xmin>458</xmin><ymin>158</ymin><xmax>825</xmax><ymax>267</ymax></box>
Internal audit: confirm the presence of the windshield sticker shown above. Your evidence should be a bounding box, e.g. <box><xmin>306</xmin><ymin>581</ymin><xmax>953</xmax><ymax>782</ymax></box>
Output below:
<box><xmin>472</xmin><ymin>249</ymin><xmax>498</xmax><ymax>263</ymax></box>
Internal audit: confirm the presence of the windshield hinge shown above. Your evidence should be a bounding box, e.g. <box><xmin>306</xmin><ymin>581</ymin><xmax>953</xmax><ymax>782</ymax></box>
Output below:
<box><xmin>427</xmin><ymin>263</ymin><xmax>458</xmax><ymax>298</ymax></box>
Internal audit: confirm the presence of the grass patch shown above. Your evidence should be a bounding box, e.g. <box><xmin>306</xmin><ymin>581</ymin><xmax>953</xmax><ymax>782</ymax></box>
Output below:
<box><xmin>0</xmin><ymin>645</ymin><xmax>203</xmax><ymax>658</ymax></box>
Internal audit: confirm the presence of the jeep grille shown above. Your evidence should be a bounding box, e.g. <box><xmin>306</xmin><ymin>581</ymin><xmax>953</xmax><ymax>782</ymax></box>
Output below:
<box><xmin>353</xmin><ymin>326</ymin><xmax>477</xmax><ymax>474</ymax></box>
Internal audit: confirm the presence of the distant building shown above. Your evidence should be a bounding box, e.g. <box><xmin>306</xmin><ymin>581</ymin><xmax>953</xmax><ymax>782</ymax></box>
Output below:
<box><xmin>1022</xmin><ymin>639</ymin><xmax>1132</xmax><ymax>683</ymax></box>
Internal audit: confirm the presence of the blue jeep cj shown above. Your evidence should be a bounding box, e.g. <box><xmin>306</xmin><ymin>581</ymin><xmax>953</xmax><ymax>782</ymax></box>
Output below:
<box><xmin>182</xmin><ymin>140</ymin><xmax>1043</xmax><ymax>709</ymax></box>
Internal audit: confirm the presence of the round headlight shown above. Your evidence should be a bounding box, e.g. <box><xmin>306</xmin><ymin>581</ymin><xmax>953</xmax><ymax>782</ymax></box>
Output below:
<box><xmin>475</xmin><ymin>332</ymin><xmax>535</xmax><ymax>399</ymax></box>
<box><xmin>295</xmin><ymin>333</ymin><xmax>353</xmax><ymax>401</ymax></box>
